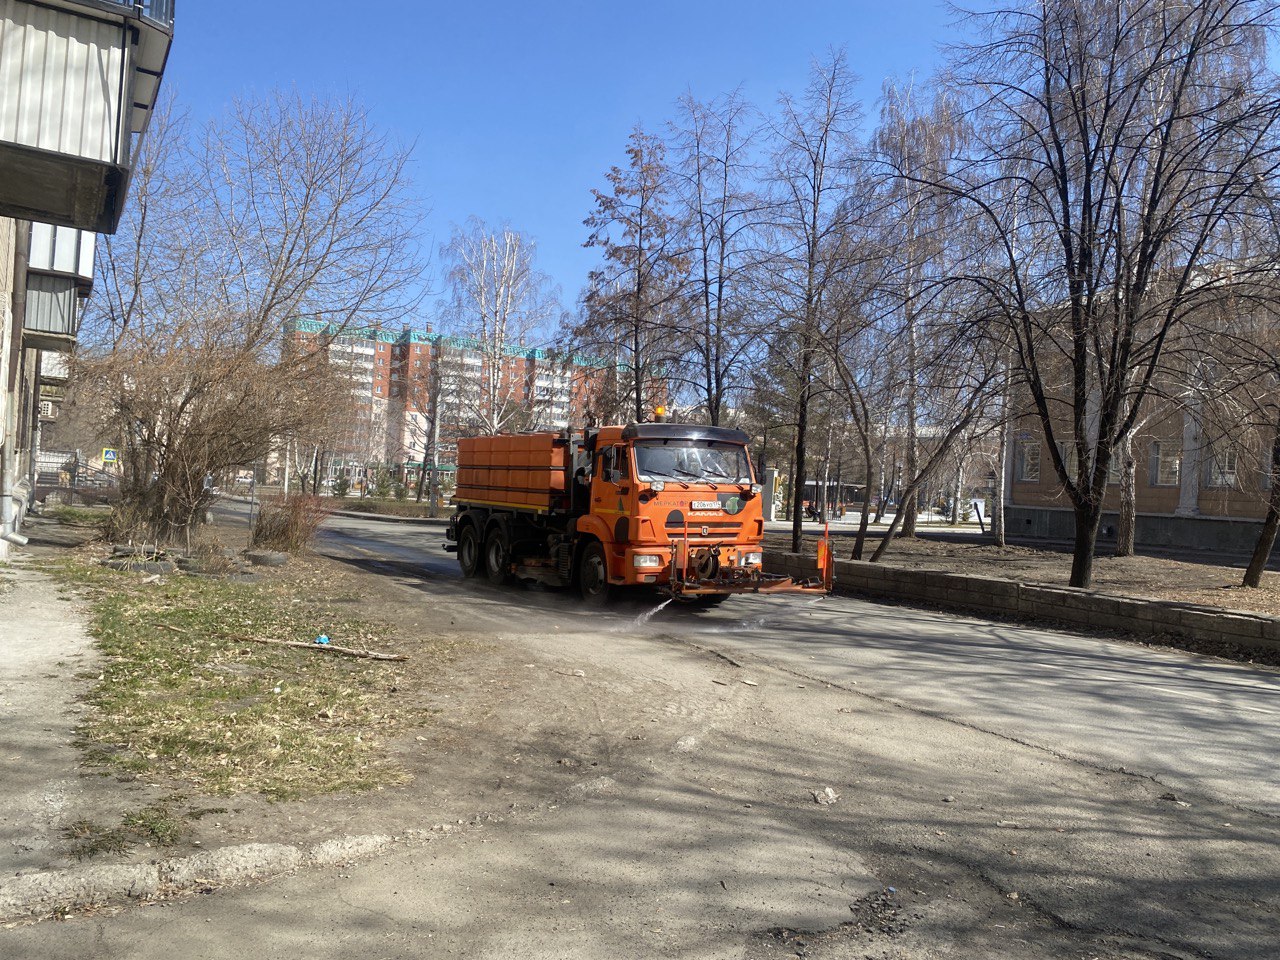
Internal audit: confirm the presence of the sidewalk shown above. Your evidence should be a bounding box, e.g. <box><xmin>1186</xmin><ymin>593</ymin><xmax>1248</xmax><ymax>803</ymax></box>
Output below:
<box><xmin>0</xmin><ymin>559</ymin><xmax>166</xmax><ymax>879</ymax></box>
<box><xmin>0</xmin><ymin>547</ymin><xmax>459</xmax><ymax>922</ymax></box>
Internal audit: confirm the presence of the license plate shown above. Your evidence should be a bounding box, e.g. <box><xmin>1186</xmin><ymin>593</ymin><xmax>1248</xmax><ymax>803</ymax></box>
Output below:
<box><xmin>691</xmin><ymin>501</ymin><xmax>720</xmax><ymax>511</ymax></box>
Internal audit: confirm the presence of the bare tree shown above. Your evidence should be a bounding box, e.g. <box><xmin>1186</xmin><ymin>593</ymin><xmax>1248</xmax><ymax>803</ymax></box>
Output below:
<box><xmin>669</xmin><ymin>91</ymin><xmax>763</xmax><ymax>425</ymax></box>
<box><xmin>872</xmin><ymin>80</ymin><xmax>966</xmax><ymax>537</ymax></box>
<box><xmin>582</xmin><ymin>127</ymin><xmax>687</xmax><ymax>423</ymax></box>
<box><xmin>78</xmin><ymin>92</ymin><xmax>424</xmax><ymax>543</ymax></box>
<box><xmin>941</xmin><ymin>0</ymin><xmax>1280</xmax><ymax>587</ymax></box>
<box><xmin>760</xmin><ymin>50</ymin><xmax>864</xmax><ymax>553</ymax></box>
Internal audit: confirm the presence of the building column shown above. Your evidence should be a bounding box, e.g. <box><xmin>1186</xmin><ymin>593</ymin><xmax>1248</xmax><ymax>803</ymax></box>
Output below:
<box><xmin>1176</xmin><ymin>407</ymin><xmax>1202</xmax><ymax>517</ymax></box>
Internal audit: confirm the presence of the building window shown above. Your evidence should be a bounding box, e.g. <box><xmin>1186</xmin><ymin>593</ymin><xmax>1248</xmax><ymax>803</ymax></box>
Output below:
<box><xmin>1149</xmin><ymin>441</ymin><xmax>1181</xmax><ymax>487</ymax></box>
<box><xmin>1205</xmin><ymin>448</ymin><xmax>1238</xmax><ymax>489</ymax></box>
<box><xmin>1014</xmin><ymin>440</ymin><xmax>1040</xmax><ymax>482</ymax></box>
<box><xmin>1056</xmin><ymin>442</ymin><xmax>1079</xmax><ymax>481</ymax></box>
<box><xmin>1106</xmin><ymin>450</ymin><xmax>1127</xmax><ymax>486</ymax></box>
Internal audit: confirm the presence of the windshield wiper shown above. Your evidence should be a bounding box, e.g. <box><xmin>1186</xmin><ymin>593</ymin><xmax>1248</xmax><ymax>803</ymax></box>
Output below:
<box><xmin>674</xmin><ymin>467</ymin><xmax>715</xmax><ymax>489</ymax></box>
<box><xmin>644</xmin><ymin>469</ymin><xmax>690</xmax><ymax>489</ymax></box>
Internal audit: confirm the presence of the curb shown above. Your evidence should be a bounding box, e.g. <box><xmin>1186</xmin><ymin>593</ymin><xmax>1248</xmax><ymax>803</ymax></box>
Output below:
<box><xmin>0</xmin><ymin>830</ymin><xmax>452</xmax><ymax>922</ymax></box>
<box><xmin>327</xmin><ymin>509</ymin><xmax>449</xmax><ymax>527</ymax></box>
<box><xmin>765</xmin><ymin>550</ymin><xmax>1280</xmax><ymax>662</ymax></box>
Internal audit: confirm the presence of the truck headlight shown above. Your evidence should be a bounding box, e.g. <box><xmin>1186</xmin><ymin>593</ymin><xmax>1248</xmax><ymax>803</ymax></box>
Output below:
<box><xmin>740</xmin><ymin>552</ymin><xmax>762</xmax><ymax>566</ymax></box>
<box><xmin>633</xmin><ymin>554</ymin><xmax>665</xmax><ymax>568</ymax></box>
<box><xmin>649</xmin><ymin>481</ymin><xmax>666</xmax><ymax>493</ymax></box>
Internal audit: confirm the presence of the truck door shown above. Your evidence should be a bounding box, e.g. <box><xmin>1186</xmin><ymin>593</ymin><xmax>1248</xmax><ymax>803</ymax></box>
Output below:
<box><xmin>591</xmin><ymin>444</ymin><xmax>632</xmax><ymax>543</ymax></box>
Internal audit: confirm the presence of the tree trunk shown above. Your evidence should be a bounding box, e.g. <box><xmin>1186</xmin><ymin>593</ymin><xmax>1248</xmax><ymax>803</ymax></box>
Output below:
<box><xmin>1068</xmin><ymin>501</ymin><xmax>1103</xmax><ymax>588</ymax></box>
<box><xmin>1243</xmin><ymin>425</ymin><xmax>1280</xmax><ymax>588</ymax></box>
<box><xmin>1115</xmin><ymin>430</ymin><xmax>1137</xmax><ymax>557</ymax></box>
<box><xmin>819</xmin><ymin>425</ymin><xmax>832</xmax><ymax>520</ymax></box>
<box><xmin>949</xmin><ymin>463</ymin><xmax>963</xmax><ymax>525</ymax></box>
<box><xmin>852</xmin><ymin>429</ymin><xmax>874</xmax><ymax>560</ymax></box>
<box><xmin>992</xmin><ymin>425</ymin><xmax>1007</xmax><ymax>546</ymax></box>
<box><xmin>872</xmin><ymin>445</ymin><xmax>886</xmax><ymax>523</ymax></box>
<box><xmin>790</xmin><ymin>392</ymin><xmax>808</xmax><ymax>553</ymax></box>
<box><xmin>415</xmin><ymin>459</ymin><xmax>428</xmax><ymax>502</ymax></box>
<box><xmin>870</xmin><ymin>468</ymin><xmax>933</xmax><ymax>562</ymax></box>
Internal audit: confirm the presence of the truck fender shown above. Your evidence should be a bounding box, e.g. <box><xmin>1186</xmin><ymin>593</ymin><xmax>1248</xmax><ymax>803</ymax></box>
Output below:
<box><xmin>482</xmin><ymin>513</ymin><xmax>508</xmax><ymax>540</ymax></box>
<box><xmin>455</xmin><ymin>508</ymin><xmax>488</xmax><ymax>537</ymax></box>
<box><xmin>575</xmin><ymin>514</ymin><xmax>613</xmax><ymax>549</ymax></box>
<box><xmin>574</xmin><ymin>515</ymin><xmax>619</xmax><ymax>581</ymax></box>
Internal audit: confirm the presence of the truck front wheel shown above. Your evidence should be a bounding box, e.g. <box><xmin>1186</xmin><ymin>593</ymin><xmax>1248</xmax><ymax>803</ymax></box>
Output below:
<box><xmin>578</xmin><ymin>541</ymin><xmax>614</xmax><ymax>605</ymax></box>
<box><xmin>458</xmin><ymin>523</ymin><xmax>482</xmax><ymax>578</ymax></box>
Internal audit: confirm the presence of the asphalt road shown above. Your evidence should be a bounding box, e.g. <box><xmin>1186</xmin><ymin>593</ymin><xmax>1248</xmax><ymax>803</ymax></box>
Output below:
<box><xmin>7</xmin><ymin>511</ymin><xmax>1279</xmax><ymax>959</ymax></box>
<box><xmin>318</xmin><ymin>513</ymin><xmax>1280</xmax><ymax>818</ymax></box>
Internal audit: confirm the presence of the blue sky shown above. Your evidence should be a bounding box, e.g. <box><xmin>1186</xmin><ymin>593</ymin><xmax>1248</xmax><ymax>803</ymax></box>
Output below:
<box><xmin>168</xmin><ymin>1</ymin><xmax>961</xmax><ymax>315</ymax></box>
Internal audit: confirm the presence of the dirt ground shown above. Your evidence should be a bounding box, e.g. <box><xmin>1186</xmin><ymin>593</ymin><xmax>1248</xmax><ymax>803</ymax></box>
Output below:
<box><xmin>17</xmin><ymin>514</ymin><xmax>668</xmax><ymax>871</ymax></box>
<box><xmin>769</xmin><ymin>529</ymin><xmax>1280</xmax><ymax>617</ymax></box>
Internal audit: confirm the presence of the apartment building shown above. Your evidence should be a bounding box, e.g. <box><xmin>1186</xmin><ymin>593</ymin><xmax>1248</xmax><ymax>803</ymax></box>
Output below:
<box><xmin>0</xmin><ymin>0</ymin><xmax>174</xmax><ymax>556</ymax></box>
<box><xmin>285</xmin><ymin>320</ymin><xmax>605</xmax><ymax>485</ymax></box>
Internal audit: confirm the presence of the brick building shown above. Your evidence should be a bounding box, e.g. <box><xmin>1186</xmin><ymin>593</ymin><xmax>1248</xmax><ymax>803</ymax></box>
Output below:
<box><xmin>1005</xmin><ymin>402</ymin><xmax>1274</xmax><ymax>553</ymax></box>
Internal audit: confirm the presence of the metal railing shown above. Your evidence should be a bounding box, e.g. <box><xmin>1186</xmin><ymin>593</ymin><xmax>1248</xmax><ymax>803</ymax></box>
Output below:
<box><xmin>90</xmin><ymin>1</ymin><xmax>175</xmax><ymax>26</ymax></box>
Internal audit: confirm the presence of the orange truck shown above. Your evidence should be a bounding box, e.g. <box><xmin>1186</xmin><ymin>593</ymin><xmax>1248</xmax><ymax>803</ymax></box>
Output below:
<box><xmin>444</xmin><ymin>422</ymin><xmax>830</xmax><ymax>603</ymax></box>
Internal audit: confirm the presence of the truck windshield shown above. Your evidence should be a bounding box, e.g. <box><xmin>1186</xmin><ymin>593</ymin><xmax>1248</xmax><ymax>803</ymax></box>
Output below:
<box><xmin>633</xmin><ymin>440</ymin><xmax>754</xmax><ymax>484</ymax></box>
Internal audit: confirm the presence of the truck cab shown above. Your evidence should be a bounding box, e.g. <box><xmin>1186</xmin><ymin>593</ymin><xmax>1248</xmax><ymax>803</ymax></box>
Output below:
<box><xmin>573</xmin><ymin>423</ymin><xmax>766</xmax><ymax>597</ymax></box>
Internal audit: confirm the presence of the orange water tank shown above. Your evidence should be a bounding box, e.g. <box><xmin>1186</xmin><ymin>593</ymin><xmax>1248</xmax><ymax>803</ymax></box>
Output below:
<box><xmin>454</xmin><ymin>433</ymin><xmax>570</xmax><ymax>512</ymax></box>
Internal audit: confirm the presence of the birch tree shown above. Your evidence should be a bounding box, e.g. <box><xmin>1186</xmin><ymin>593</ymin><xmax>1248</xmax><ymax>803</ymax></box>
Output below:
<box><xmin>669</xmin><ymin>91</ymin><xmax>763</xmax><ymax>425</ymax></box>
<box><xmin>873</xmin><ymin>81</ymin><xmax>966</xmax><ymax>537</ymax></box>
<box><xmin>439</xmin><ymin>218</ymin><xmax>559</xmax><ymax>434</ymax></box>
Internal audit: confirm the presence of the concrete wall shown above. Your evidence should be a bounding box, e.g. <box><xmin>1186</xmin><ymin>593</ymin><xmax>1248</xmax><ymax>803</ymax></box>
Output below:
<box><xmin>764</xmin><ymin>549</ymin><xmax>1280</xmax><ymax>656</ymax></box>
<box><xmin>0</xmin><ymin>216</ymin><xmax>14</xmax><ymax>560</ymax></box>
<box><xmin>1006</xmin><ymin>505</ymin><xmax>1267</xmax><ymax>554</ymax></box>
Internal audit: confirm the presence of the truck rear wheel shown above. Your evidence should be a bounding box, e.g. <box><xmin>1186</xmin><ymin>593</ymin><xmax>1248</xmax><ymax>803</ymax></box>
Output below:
<box><xmin>484</xmin><ymin>527</ymin><xmax>513</xmax><ymax>586</ymax></box>
<box><xmin>458</xmin><ymin>523</ymin><xmax>482</xmax><ymax>578</ymax></box>
<box><xmin>578</xmin><ymin>541</ymin><xmax>614</xmax><ymax>605</ymax></box>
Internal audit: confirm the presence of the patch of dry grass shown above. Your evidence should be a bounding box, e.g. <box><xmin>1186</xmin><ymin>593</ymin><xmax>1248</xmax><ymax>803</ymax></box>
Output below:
<box><xmin>47</xmin><ymin>557</ymin><xmax>438</xmax><ymax>800</ymax></box>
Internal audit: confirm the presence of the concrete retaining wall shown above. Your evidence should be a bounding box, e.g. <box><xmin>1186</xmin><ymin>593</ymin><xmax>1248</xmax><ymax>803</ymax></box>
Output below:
<box><xmin>764</xmin><ymin>550</ymin><xmax>1280</xmax><ymax>656</ymax></box>
<box><xmin>1007</xmin><ymin>505</ymin><xmax>1267</xmax><ymax>554</ymax></box>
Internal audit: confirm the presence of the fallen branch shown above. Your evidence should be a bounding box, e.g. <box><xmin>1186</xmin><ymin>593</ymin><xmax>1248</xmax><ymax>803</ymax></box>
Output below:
<box><xmin>244</xmin><ymin>637</ymin><xmax>408</xmax><ymax>662</ymax></box>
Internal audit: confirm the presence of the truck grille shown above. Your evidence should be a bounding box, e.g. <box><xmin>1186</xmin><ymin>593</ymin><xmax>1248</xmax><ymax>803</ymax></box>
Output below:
<box><xmin>665</xmin><ymin>520</ymin><xmax>743</xmax><ymax>536</ymax></box>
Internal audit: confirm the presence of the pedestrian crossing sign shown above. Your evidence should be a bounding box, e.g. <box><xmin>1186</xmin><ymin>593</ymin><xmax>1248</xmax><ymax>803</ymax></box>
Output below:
<box><xmin>101</xmin><ymin>447</ymin><xmax>119</xmax><ymax>463</ymax></box>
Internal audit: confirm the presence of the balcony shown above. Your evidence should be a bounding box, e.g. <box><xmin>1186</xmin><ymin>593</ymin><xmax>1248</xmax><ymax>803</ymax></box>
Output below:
<box><xmin>0</xmin><ymin>0</ymin><xmax>174</xmax><ymax>232</ymax></box>
<box><xmin>24</xmin><ymin>220</ymin><xmax>93</xmax><ymax>350</ymax></box>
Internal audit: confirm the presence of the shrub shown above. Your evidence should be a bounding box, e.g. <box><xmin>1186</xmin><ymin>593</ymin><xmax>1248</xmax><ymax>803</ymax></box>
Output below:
<box><xmin>251</xmin><ymin>495</ymin><xmax>331</xmax><ymax>552</ymax></box>
<box><xmin>393</xmin><ymin>481</ymin><xmax>407</xmax><ymax>501</ymax></box>
<box><xmin>333</xmin><ymin>475</ymin><xmax>350</xmax><ymax>498</ymax></box>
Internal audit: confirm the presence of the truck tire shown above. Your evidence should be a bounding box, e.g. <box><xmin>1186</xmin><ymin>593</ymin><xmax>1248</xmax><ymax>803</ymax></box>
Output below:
<box><xmin>458</xmin><ymin>523</ymin><xmax>482</xmax><ymax>578</ymax></box>
<box><xmin>578</xmin><ymin>541</ymin><xmax>614</xmax><ymax>605</ymax></box>
<box><xmin>484</xmin><ymin>527</ymin><xmax>513</xmax><ymax>586</ymax></box>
